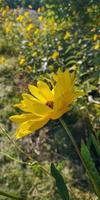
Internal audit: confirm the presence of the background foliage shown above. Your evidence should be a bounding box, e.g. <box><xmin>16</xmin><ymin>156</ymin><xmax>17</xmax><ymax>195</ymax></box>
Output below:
<box><xmin>0</xmin><ymin>0</ymin><xmax>100</xmax><ymax>199</ymax></box>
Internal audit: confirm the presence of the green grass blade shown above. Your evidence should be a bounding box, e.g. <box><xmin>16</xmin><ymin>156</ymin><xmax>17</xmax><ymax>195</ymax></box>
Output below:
<box><xmin>81</xmin><ymin>142</ymin><xmax>100</xmax><ymax>198</ymax></box>
<box><xmin>91</xmin><ymin>134</ymin><xmax>100</xmax><ymax>157</ymax></box>
<box><xmin>51</xmin><ymin>163</ymin><xmax>70</xmax><ymax>200</ymax></box>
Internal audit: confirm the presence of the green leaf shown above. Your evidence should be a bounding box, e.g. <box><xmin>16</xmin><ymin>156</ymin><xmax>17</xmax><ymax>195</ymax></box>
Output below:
<box><xmin>81</xmin><ymin>142</ymin><xmax>100</xmax><ymax>198</ymax></box>
<box><xmin>51</xmin><ymin>163</ymin><xmax>70</xmax><ymax>200</ymax></box>
<box><xmin>91</xmin><ymin>134</ymin><xmax>100</xmax><ymax>157</ymax></box>
<box><xmin>65</xmin><ymin>56</ymin><xmax>76</xmax><ymax>63</ymax></box>
<box><xmin>64</xmin><ymin>46</ymin><xmax>72</xmax><ymax>55</ymax></box>
<box><xmin>66</xmin><ymin>60</ymin><xmax>77</xmax><ymax>67</ymax></box>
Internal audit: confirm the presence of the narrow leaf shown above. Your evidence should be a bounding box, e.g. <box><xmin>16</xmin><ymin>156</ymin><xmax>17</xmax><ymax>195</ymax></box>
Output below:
<box><xmin>66</xmin><ymin>60</ymin><xmax>77</xmax><ymax>67</ymax></box>
<box><xmin>81</xmin><ymin>142</ymin><xmax>100</xmax><ymax>198</ymax></box>
<box><xmin>91</xmin><ymin>134</ymin><xmax>100</xmax><ymax>157</ymax></box>
<box><xmin>51</xmin><ymin>163</ymin><xmax>70</xmax><ymax>200</ymax></box>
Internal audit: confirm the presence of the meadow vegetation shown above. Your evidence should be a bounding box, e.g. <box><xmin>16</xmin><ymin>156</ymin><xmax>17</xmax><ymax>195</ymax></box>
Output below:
<box><xmin>0</xmin><ymin>0</ymin><xmax>100</xmax><ymax>199</ymax></box>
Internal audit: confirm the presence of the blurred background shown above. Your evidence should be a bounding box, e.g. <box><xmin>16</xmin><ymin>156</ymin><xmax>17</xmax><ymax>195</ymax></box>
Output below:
<box><xmin>0</xmin><ymin>0</ymin><xmax>100</xmax><ymax>199</ymax></box>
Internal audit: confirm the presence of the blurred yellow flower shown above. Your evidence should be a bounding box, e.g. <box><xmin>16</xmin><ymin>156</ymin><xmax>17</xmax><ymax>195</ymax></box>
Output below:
<box><xmin>17</xmin><ymin>15</ymin><xmax>24</xmax><ymax>22</ymax></box>
<box><xmin>10</xmin><ymin>69</ymin><xmax>83</xmax><ymax>139</ymax></box>
<box><xmin>24</xmin><ymin>11</ymin><xmax>29</xmax><ymax>18</ymax></box>
<box><xmin>58</xmin><ymin>45</ymin><xmax>62</xmax><ymax>51</ymax></box>
<box><xmin>37</xmin><ymin>6</ymin><xmax>45</xmax><ymax>13</ymax></box>
<box><xmin>2</xmin><ymin>10</ymin><xmax>6</xmax><ymax>17</ymax></box>
<box><xmin>93</xmin><ymin>34</ymin><xmax>97</xmax><ymax>41</ymax></box>
<box><xmin>91</xmin><ymin>28</ymin><xmax>96</xmax><ymax>32</ymax></box>
<box><xmin>28</xmin><ymin>42</ymin><xmax>33</xmax><ymax>47</ymax></box>
<box><xmin>19</xmin><ymin>56</ymin><xmax>26</xmax><ymax>65</ymax></box>
<box><xmin>3</xmin><ymin>21</ymin><xmax>13</xmax><ymax>33</ymax></box>
<box><xmin>27</xmin><ymin>66</ymin><xmax>33</xmax><ymax>72</ymax></box>
<box><xmin>64</xmin><ymin>32</ymin><xmax>71</xmax><ymax>40</ymax></box>
<box><xmin>32</xmin><ymin>51</ymin><xmax>37</xmax><ymax>57</ymax></box>
<box><xmin>39</xmin><ymin>16</ymin><xmax>44</xmax><ymax>22</ymax></box>
<box><xmin>34</xmin><ymin>28</ymin><xmax>40</xmax><ymax>35</ymax></box>
<box><xmin>0</xmin><ymin>56</ymin><xmax>5</xmax><ymax>64</ymax></box>
<box><xmin>28</xmin><ymin>5</ymin><xmax>32</xmax><ymax>9</ymax></box>
<box><xmin>1</xmin><ymin>6</ymin><xmax>9</xmax><ymax>16</ymax></box>
<box><xmin>94</xmin><ymin>42</ymin><xmax>100</xmax><ymax>50</ymax></box>
<box><xmin>51</xmin><ymin>51</ymin><xmax>59</xmax><ymax>60</ymax></box>
<box><xmin>37</xmin><ymin>8</ymin><xmax>41</xmax><ymax>13</ymax></box>
<box><xmin>26</xmin><ymin>23</ymin><xmax>33</xmax><ymax>32</ymax></box>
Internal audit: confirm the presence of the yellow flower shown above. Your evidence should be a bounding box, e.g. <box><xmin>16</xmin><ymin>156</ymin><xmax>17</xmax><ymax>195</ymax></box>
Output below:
<box><xmin>91</xmin><ymin>28</ymin><xmax>96</xmax><ymax>32</ymax></box>
<box><xmin>37</xmin><ymin>8</ymin><xmax>41</xmax><ymax>13</ymax></box>
<box><xmin>51</xmin><ymin>51</ymin><xmax>59</xmax><ymax>60</ymax></box>
<box><xmin>37</xmin><ymin>6</ymin><xmax>45</xmax><ymax>13</ymax></box>
<box><xmin>39</xmin><ymin>16</ymin><xmax>44</xmax><ymax>22</ymax></box>
<box><xmin>32</xmin><ymin>51</ymin><xmax>37</xmax><ymax>57</ymax></box>
<box><xmin>93</xmin><ymin>34</ymin><xmax>97</xmax><ymax>41</ymax></box>
<box><xmin>28</xmin><ymin>5</ymin><xmax>32</xmax><ymax>9</ymax></box>
<box><xmin>3</xmin><ymin>21</ymin><xmax>13</xmax><ymax>33</ymax></box>
<box><xmin>2</xmin><ymin>10</ymin><xmax>6</xmax><ymax>17</ymax></box>
<box><xmin>1</xmin><ymin>6</ymin><xmax>9</xmax><ymax>17</ymax></box>
<box><xmin>17</xmin><ymin>15</ymin><xmax>24</xmax><ymax>22</ymax></box>
<box><xmin>19</xmin><ymin>56</ymin><xmax>26</xmax><ymax>65</ymax></box>
<box><xmin>0</xmin><ymin>56</ymin><xmax>5</xmax><ymax>64</ymax></box>
<box><xmin>28</xmin><ymin>42</ymin><xmax>33</xmax><ymax>47</ymax></box>
<box><xmin>24</xmin><ymin>11</ymin><xmax>29</xmax><ymax>18</ymax></box>
<box><xmin>94</xmin><ymin>42</ymin><xmax>100</xmax><ymax>50</ymax></box>
<box><xmin>27</xmin><ymin>65</ymin><xmax>33</xmax><ymax>72</ymax></box>
<box><xmin>58</xmin><ymin>45</ymin><xmax>62</xmax><ymax>51</ymax></box>
<box><xmin>34</xmin><ymin>28</ymin><xmax>40</xmax><ymax>35</ymax></box>
<box><xmin>64</xmin><ymin>32</ymin><xmax>71</xmax><ymax>40</ymax></box>
<box><xmin>10</xmin><ymin>69</ymin><xmax>83</xmax><ymax>139</ymax></box>
<box><xmin>26</xmin><ymin>23</ymin><xmax>33</xmax><ymax>32</ymax></box>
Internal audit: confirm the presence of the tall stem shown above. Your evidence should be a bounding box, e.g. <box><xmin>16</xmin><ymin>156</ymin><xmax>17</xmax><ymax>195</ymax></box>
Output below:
<box><xmin>59</xmin><ymin>118</ymin><xmax>86</xmax><ymax>167</ymax></box>
<box><xmin>59</xmin><ymin>117</ymin><xmax>100</xmax><ymax>198</ymax></box>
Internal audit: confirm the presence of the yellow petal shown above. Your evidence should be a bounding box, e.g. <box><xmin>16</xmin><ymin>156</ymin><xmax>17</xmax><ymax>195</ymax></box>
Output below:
<box><xmin>14</xmin><ymin>102</ymin><xmax>27</xmax><ymax>112</ymax></box>
<box><xmin>9</xmin><ymin>113</ymin><xmax>39</xmax><ymax>123</ymax></box>
<box><xmin>28</xmin><ymin>84</ymin><xmax>46</xmax><ymax>103</ymax></box>
<box><xmin>14</xmin><ymin>94</ymin><xmax>52</xmax><ymax>116</ymax></box>
<box><xmin>28</xmin><ymin>100</ymin><xmax>52</xmax><ymax>116</ymax></box>
<box><xmin>16</xmin><ymin>117</ymin><xmax>49</xmax><ymax>139</ymax></box>
<box><xmin>22</xmin><ymin>93</ymin><xmax>38</xmax><ymax>101</ymax></box>
<box><xmin>53</xmin><ymin>68</ymin><xmax>72</xmax><ymax>90</ymax></box>
<box><xmin>51</xmin><ymin>106</ymin><xmax>70</xmax><ymax>120</ymax></box>
<box><xmin>51</xmin><ymin>51</ymin><xmax>59</xmax><ymax>60</ymax></box>
<box><xmin>37</xmin><ymin>80</ymin><xmax>54</xmax><ymax>101</ymax></box>
<box><xmin>53</xmin><ymin>69</ymin><xmax>75</xmax><ymax>110</ymax></box>
<box><xmin>52</xmin><ymin>68</ymin><xmax>62</xmax><ymax>82</ymax></box>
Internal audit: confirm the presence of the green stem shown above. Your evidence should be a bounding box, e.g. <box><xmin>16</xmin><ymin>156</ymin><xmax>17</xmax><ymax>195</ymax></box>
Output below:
<box><xmin>0</xmin><ymin>190</ymin><xmax>25</xmax><ymax>200</ymax></box>
<box><xmin>59</xmin><ymin>118</ymin><xmax>88</xmax><ymax>168</ymax></box>
<box><xmin>59</xmin><ymin>118</ymin><xmax>100</xmax><ymax>197</ymax></box>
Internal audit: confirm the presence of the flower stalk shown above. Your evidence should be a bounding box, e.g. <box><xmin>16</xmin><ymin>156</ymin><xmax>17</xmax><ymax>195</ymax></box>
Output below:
<box><xmin>59</xmin><ymin>117</ymin><xmax>100</xmax><ymax>198</ymax></box>
<box><xmin>59</xmin><ymin>118</ymin><xmax>83</xmax><ymax>163</ymax></box>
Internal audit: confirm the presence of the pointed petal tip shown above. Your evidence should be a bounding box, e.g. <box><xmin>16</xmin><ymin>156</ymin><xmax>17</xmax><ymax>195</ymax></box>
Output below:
<box><xmin>16</xmin><ymin>132</ymin><xmax>24</xmax><ymax>140</ymax></box>
<box><xmin>9</xmin><ymin>115</ymin><xmax>14</xmax><ymax>121</ymax></box>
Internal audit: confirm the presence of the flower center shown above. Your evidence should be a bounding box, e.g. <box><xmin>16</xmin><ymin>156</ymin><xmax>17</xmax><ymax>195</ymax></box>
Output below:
<box><xmin>46</xmin><ymin>101</ymin><xmax>54</xmax><ymax>109</ymax></box>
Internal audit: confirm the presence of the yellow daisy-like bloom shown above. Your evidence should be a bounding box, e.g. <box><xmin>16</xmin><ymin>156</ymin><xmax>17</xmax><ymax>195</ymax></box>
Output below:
<box><xmin>26</xmin><ymin>23</ymin><xmax>33</xmax><ymax>32</ymax></box>
<box><xmin>10</xmin><ymin>69</ymin><xmax>82</xmax><ymax>139</ymax></box>
<box><xmin>51</xmin><ymin>51</ymin><xmax>59</xmax><ymax>60</ymax></box>
<box><xmin>64</xmin><ymin>32</ymin><xmax>71</xmax><ymax>40</ymax></box>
